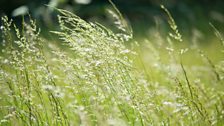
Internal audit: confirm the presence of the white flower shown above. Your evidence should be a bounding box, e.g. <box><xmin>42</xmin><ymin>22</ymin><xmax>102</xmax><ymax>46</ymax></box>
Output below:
<box><xmin>0</xmin><ymin>26</ymin><xmax>4</xmax><ymax>30</ymax></box>
<box><xmin>163</xmin><ymin>101</ymin><xmax>173</xmax><ymax>106</ymax></box>
<box><xmin>42</xmin><ymin>85</ymin><xmax>54</xmax><ymax>91</ymax></box>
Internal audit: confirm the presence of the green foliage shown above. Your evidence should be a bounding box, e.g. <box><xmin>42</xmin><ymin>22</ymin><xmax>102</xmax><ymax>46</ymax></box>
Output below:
<box><xmin>0</xmin><ymin>6</ymin><xmax>224</xmax><ymax>126</ymax></box>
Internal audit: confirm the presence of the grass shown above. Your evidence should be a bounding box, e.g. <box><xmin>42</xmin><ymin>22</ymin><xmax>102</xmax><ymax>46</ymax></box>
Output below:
<box><xmin>0</xmin><ymin>5</ymin><xmax>224</xmax><ymax>126</ymax></box>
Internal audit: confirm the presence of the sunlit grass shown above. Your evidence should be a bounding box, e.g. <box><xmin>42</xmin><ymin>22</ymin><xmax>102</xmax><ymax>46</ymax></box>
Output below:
<box><xmin>0</xmin><ymin>6</ymin><xmax>224</xmax><ymax>126</ymax></box>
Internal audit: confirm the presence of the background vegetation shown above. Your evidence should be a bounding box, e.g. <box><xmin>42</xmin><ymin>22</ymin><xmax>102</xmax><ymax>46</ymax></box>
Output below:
<box><xmin>0</xmin><ymin>0</ymin><xmax>223</xmax><ymax>38</ymax></box>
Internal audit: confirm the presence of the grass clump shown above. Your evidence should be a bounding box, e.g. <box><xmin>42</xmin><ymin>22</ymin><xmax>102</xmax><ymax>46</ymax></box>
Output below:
<box><xmin>0</xmin><ymin>6</ymin><xmax>224</xmax><ymax>126</ymax></box>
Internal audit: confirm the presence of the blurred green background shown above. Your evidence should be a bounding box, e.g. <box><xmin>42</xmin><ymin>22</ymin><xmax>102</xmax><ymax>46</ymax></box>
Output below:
<box><xmin>0</xmin><ymin>0</ymin><xmax>223</xmax><ymax>41</ymax></box>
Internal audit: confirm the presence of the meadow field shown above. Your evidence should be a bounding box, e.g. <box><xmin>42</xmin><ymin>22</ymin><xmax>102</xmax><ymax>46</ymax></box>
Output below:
<box><xmin>0</xmin><ymin>4</ymin><xmax>224</xmax><ymax>126</ymax></box>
